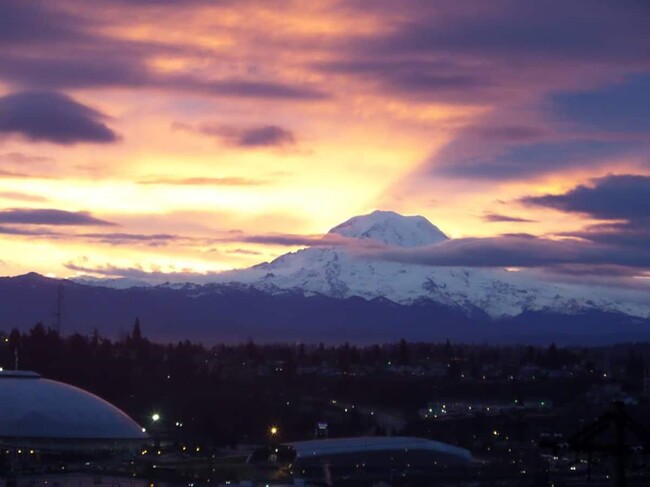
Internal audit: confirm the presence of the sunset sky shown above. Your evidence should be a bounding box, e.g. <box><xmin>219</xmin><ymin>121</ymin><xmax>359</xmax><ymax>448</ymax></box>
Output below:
<box><xmin>0</xmin><ymin>0</ymin><xmax>648</xmax><ymax>285</ymax></box>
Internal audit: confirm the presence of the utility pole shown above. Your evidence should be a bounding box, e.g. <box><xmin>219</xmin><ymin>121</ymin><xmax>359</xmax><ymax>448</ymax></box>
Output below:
<box><xmin>568</xmin><ymin>401</ymin><xmax>650</xmax><ymax>487</ymax></box>
<box><xmin>54</xmin><ymin>283</ymin><xmax>64</xmax><ymax>335</ymax></box>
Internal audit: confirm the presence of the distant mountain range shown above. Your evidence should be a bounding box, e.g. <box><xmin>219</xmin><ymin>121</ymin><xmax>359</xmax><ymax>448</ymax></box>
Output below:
<box><xmin>1</xmin><ymin>211</ymin><xmax>648</xmax><ymax>344</ymax></box>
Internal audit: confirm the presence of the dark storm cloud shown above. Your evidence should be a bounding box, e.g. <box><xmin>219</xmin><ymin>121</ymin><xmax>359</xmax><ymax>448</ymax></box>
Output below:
<box><xmin>0</xmin><ymin>91</ymin><xmax>118</xmax><ymax>144</ymax></box>
<box><xmin>0</xmin><ymin>209</ymin><xmax>116</xmax><ymax>226</ymax></box>
<box><xmin>482</xmin><ymin>212</ymin><xmax>536</xmax><ymax>223</ymax></box>
<box><xmin>521</xmin><ymin>174</ymin><xmax>650</xmax><ymax>221</ymax></box>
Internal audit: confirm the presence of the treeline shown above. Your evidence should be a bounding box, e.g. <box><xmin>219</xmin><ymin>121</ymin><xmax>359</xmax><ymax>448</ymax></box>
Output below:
<box><xmin>0</xmin><ymin>321</ymin><xmax>648</xmax><ymax>445</ymax></box>
<box><xmin>2</xmin><ymin>320</ymin><xmax>648</xmax><ymax>380</ymax></box>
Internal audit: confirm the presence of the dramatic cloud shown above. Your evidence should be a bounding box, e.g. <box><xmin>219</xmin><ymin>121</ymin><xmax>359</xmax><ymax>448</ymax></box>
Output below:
<box><xmin>0</xmin><ymin>0</ymin><xmax>648</xmax><ymax>285</ymax></box>
<box><xmin>0</xmin><ymin>209</ymin><xmax>116</xmax><ymax>226</ymax></box>
<box><xmin>482</xmin><ymin>212</ymin><xmax>536</xmax><ymax>223</ymax></box>
<box><xmin>521</xmin><ymin>174</ymin><xmax>650</xmax><ymax>221</ymax></box>
<box><xmin>0</xmin><ymin>91</ymin><xmax>118</xmax><ymax>144</ymax></box>
<box><xmin>521</xmin><ymin>175</ymin><xmax>650</xmax><ymax>266</ymax></box>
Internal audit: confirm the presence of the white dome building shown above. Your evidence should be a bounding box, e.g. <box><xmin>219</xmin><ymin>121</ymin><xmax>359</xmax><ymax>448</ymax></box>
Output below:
<box><xmin>0</xmin><ymin>370</ymin><xmax>147</xmax><ymax>451</ymax></box>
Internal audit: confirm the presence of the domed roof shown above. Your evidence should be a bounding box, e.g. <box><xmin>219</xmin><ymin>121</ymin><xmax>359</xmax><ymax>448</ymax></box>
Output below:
<box><xmin>0</xmin><ymin>371</ymin><xmax>147</xmax><ymax>441</ymax></box>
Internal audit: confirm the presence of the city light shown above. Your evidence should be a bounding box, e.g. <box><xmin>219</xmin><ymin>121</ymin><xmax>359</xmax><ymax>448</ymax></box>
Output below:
<box><xmin>152</xmin><ymin>413</ymin><xmax>161</xmax><ymax>422</ymax></box>
<box><xmin>270</xmin><ymin>426</ymin><xmax>278</xmax><ymax>436</ymax></box>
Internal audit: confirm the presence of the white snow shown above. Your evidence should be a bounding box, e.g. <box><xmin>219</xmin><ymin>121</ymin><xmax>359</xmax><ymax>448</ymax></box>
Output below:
<box><xmin>328</xmin><ymin>210</ymin><xmax>449</xmax><ymax>247</ymax></box>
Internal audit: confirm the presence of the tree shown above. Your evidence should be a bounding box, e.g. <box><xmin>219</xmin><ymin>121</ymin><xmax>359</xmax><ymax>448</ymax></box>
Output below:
<box><xmin>132</xmin><ymin>317</ymin><xmax>143</xmax><ymax>342</ymax></box>
<box><xmin>398</xmin><ymin>338</ymin><xmax>410</xmax><ymax>366</ymax></box>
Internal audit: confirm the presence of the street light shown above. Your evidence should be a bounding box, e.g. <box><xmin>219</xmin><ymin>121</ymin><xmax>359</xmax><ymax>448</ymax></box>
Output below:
<box><xmin>152</xmin><ymin>413</ymin><xmax>161</xmax><ymax>422</ymax></box>
<box><xmin>270</xmin><ymin>426</ymin><xmax>278</xmax><ymax>436</ymax></box>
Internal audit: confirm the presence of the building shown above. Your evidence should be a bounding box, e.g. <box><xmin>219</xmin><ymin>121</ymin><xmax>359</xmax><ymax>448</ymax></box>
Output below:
<box><xmin>250</xmin><ymin>436</ymin><xmax>473</xmax><ymax>483</ymax></box>
<box><xmin>0</xmin><ymin>370</ymin><xmax>147</xmax><ymax>452</ymax></box>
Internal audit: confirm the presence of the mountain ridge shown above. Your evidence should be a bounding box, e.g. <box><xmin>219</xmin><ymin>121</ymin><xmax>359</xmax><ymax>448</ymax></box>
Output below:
<box><xmin>0</xmin><ymin>272</ymin><xmax>647</xmax><ymax>345</ymax></box>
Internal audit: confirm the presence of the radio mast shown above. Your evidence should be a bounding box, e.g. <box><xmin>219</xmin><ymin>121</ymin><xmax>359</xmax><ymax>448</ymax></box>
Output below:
<box><xmin>54</xmin><ymin>283</ymin><xmax>64</xmax><ymax>335</ymax></box>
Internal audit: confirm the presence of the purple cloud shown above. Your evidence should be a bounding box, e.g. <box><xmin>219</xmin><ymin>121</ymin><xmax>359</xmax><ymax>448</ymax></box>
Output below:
<box><xmin>0</xmin><ymin>208</ymin><xmax>115</xmax><ymax>226</ymax></box>
<box><xmin>482</xmin><ymin>212</ymin><xmax>536</xmax><ymax>223</ymax></box>
<box><xmin>360</xmin><ymin>235</ymin><xmax>650</xmax><ymax>269</ymax></box>
<box><xmin>0</xmin><ymin>91</ymin><xmax>118</xmax><ymax>144</ymax></box>
<box><xmin>521</xmin><ymin>174</ymin><xmax>650</xmax><ymax>221</ymax></box>
<box><xmin>175</xmin><ymin>122</ymin><xmax>296</xmax><ymax>148</ymax></box>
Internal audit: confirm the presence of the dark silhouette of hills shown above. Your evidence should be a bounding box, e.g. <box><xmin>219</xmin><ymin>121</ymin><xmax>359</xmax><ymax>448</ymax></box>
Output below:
<box><xmin>0</xmin><ymin>273</ymin><xmax>647</xmax><ymax>345</ymax></box>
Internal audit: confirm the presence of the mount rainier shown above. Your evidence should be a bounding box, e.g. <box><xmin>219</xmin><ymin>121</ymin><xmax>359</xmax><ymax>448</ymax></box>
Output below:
<box><xmin>213</xmin><ymin>210</ymin><xmax>650</xmax><ymax>320</ymax></box>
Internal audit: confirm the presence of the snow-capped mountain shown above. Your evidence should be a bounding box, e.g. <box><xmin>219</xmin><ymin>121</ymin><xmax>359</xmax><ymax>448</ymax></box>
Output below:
<box><xmin>213</xmin><ymin>210</ymin><xmax>650</xmax><ymax>319</ymax></box>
